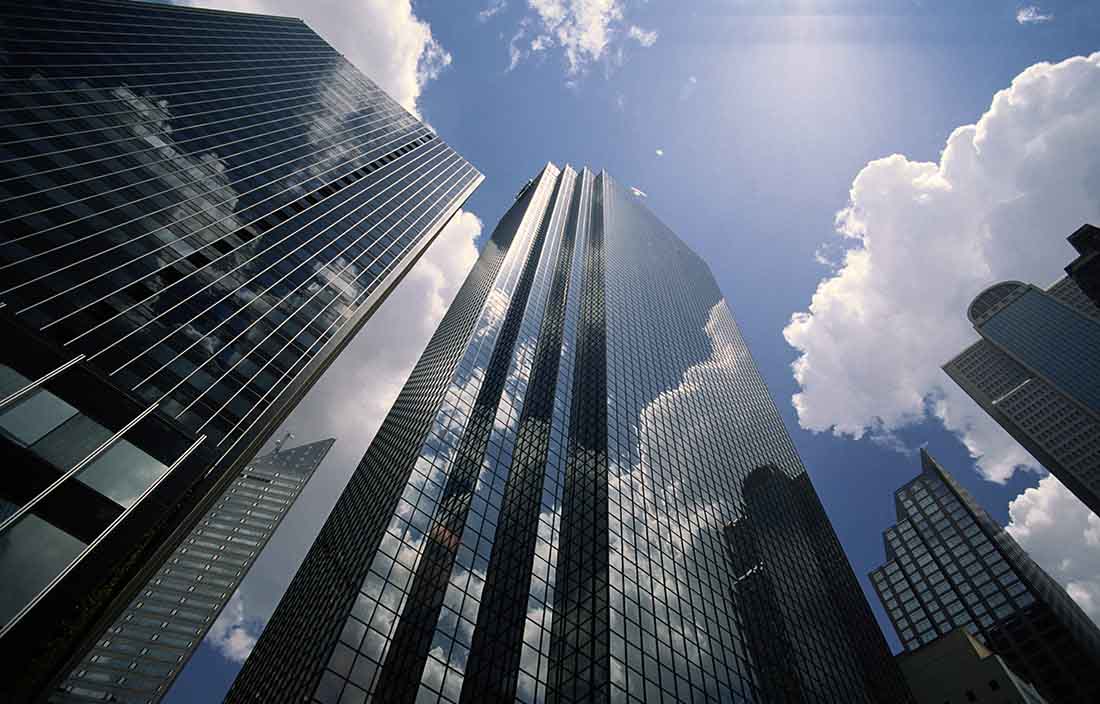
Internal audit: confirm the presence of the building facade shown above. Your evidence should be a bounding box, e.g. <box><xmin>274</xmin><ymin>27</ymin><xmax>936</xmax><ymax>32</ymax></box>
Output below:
<box><xmin>53</xmin><ymin>437</ymin><xmax>333</xmax><ymax>704</ymax></box>
<box><xmin>0</xmin><ymin>0</ymin><xmax>481</xmax><ymax>698</ymax></box>
<box><xmin>870</xmin><ymin>450</ymin><xmax>1100</xmax><ymax>703</ymax></box>
<box><xmin>896</xmin><ymin>628</ymin><xmax>1046</xmax><ymax>704</ymax></box>
<box><xmin>943</xmin><ymin>274</ymin><xmax>1100</xmax><ymax>518</ymax></box>
<box><xmin>227</xmin><ymin>164</ymin><xmax>910</xmax><ymax>704</ymax></box>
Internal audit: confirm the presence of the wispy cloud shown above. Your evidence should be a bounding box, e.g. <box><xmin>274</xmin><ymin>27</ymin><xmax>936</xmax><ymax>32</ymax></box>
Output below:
<box><xmin>679</xmin><ymin>75</ymin><xmax>698</xmax><ymax>102</ymax></box>
<box><xmin>627</xmin><ymin>25</ymin><xmax>658</xmax><ymax>47</ymax></box>
<box><xmin>479</xmin><ymin>0</ymin><xmax>507</xmax><ymax>22</ymax></box>
<box><xmin>507</xmin><ymin>20</ymin><xmax>530</xmax><ymax>71</ymax></box>
<box><xmin>1016</xmin><ymin>6</ymin><xmax>1054</xmax><ymax>24</ymax></box>
<box><xmin>506</xmin><ymin>0</ymin><xmax>656</xmax><ymax>76</ymax></box>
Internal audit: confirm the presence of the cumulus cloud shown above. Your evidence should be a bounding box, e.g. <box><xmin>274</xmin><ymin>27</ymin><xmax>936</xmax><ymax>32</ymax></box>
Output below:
<box><xmin>1005</xmin><ymin>475</ymin><xmax>1100</xmax><ymax>625</ymax></box>
<box><xmin>1016</xmin><ymin>6</ymin><xmax>1054</xmax><ymax>24</ymax></box>
<box><xmin>783</xmin><ymin>52</ymin><xmax>1100</xmax><ymax>483</ymax></box>
<box><xmin>507</xmin><ymin>0</ymin><xmax>655</xmax><ymax>75</ymax></box>
<box><xmin>182</xmin><ymin>0</ymin><xmax>451</xmax><ymax>116</ymax></box>
<box><xmin>205</xmin><ymin>591</ymin><xmax>260</xmax><ymax>663</ymax></box>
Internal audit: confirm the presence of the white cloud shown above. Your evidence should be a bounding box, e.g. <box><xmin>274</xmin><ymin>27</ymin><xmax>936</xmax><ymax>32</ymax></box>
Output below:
<box><xmin>783</xmin><ymin>52</ymin><xmax>1100</xmax><ymax>482</ymax></box>
<box><xmin>205</xmin><ymin>591</ymin><xmax>260</xmax><ymax>663</ymax></box>
<box><xmin>182</xmin><ymin>0</ymin><xmax>451</xmax><ymax>117</ymax></box>
<box><xmin>627</xmin><ymin>25</ymin><xmax>658</xmax><ymax>47</ymax></box>
<box><xmin>1005</xmin><ymin>475</ymin><xmax>1100</xmax><ymax>625</ymax></box>
<box><xmin>1016</xmin><ymin>6</ymin><xmax>1054</xmax><ymax>24</ymax></box>
<box><xmin>479</xmin><ymin>0</ymin><xmax>507</xmax><ymax>22</ymax></box>
<box><xmin>655</xmin><ymin>148</ymin><xmax>664</xmax><ymax>157</ymax></box>
<box><xmin>508</xmin><ymin>0</ymin><xmax>655</xmax><ymax>75</ymax></box>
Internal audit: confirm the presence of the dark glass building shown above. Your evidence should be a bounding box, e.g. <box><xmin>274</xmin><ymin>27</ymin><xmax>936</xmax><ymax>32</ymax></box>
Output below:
<box><xmin>870</xmin><ymin>449</ymin><xmax>1100</xmax><ymax>703</ymax></box>
<box><xmin>943</xmin><ymin>271</ymin><xmax>1100</xmax><ymax>518</ymax></box>
<box><xmin>0</xmin><ymin>0</ymin><xmax>481</xmax><ymax>698</ymax></box>
<box><xmin>53</xmin><ymin>436</ymin><xmax>334</xmax><ymax>704</ymax></box>
<box><xmin>1065</xmin><ymin>223</ymin><xmax>1100</xmax><ymax>308</ymax></box>
<box><xmin>227</xmin><ymin>164</ymin><xmax>911</xmax><ymax>704</ymax></box>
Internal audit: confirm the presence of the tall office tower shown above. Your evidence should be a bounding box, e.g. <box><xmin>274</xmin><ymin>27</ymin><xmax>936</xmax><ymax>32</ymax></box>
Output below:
<box><xmin>227</xmin><ymin>164</ymin><xmax>911</xmax><ymax>704</ymax></box>
<box><xmin>0</xmin><ymin>0</ymin><xmax>481</xmax><ymax>698</ymax></box>
<box><xmin>1065</xmin><ymin>223</ymin><xmax>1100</xmax><ymax>308</ymax></box>
<box><xmin>53</xmin><ymin>437</ymin><xmax>333</xmax><ymax>704</ymax></box>
<box><xmin>869</xmin><ymin>449</ymin><xmax>1100</xmax><ymax>703</ymax></box>
<box><xmin>943</xmin><ymin>271</ymin><xmax>1100</xmax><ymax>517</ymax></box>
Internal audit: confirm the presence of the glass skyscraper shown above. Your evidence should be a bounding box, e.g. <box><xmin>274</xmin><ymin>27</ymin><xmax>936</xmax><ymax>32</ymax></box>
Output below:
<box><xmin>0</xmin><ymin>0</ymin><xmax>480</xmax><ymax>698</ymax></box>
<box><xmin>870</xmin><ymin>449</ymin><xmax>1100</xmax><ymax>703</ymax></box>
<box><xmin>53</xmin><ymin>437</ymin><xmax>334</xmax><ymax>704</ymax></box>
<box><xmin>943</xmin><ymin>274</ymin><xmax>1100</xmax><ymax>517</ymax></box>
<box><xmin>227</xmin><ymin>164</ymin><xmax>911</xmax><ymax>703</ymax></box>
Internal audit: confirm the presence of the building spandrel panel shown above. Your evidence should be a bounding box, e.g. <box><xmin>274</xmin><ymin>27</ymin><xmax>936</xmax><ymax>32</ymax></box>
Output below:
<box><xmin>226</xmin><ymin>164</ymin><xmax>911</xmax><ymax>704</ymax></box>
<box><xmin>0</xmin><ymin>0</ymin><xmax>481</xmax><ymax>698</ymax></box>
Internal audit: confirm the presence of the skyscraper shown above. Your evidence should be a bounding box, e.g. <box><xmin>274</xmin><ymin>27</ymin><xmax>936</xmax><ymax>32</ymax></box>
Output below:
<box><xmin>869</xmin><ymin>449</ymin><xmax>1100</xmax><ymax>703</ymax></box>
<box><xmin>0</xmin><ymin>0</ymin><xmax>481</xmax><ymax>698</ymax></box>
<box><xmin>227</xmin><ymin>164</ymin><xmax>910</xmax><ymax>703</ymax></box>
<box><xmin>53</xmin><ymin>436</ymin><xmax>334</xmax><ymax>704</ymax></box>
<box><xmin>943</xmin><ymin>272</ymin><xmax>1100</xmax><ymax>517</ymax></box>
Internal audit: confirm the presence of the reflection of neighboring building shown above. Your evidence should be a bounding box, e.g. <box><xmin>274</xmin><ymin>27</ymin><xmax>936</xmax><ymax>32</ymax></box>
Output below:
<box><xmin>725</xmin><ymin>465</ymin><xmax>907</xmax><ymax>703</ymax></box>
<box><xmin>897</xmin><ymin>628</ymin><xmax>1046</xmax><ymax>704</ymax></box>
<box><xmin>0</xmin><ymin>0</ymin><xmax>481</xmax><ymax>698</ymax></box>
<box><xmin>54</xmin><ymin>437</ymin><xmax>333</xmax><ymax>704</ymax></box>
<box><xmin>943</xmin><ymin>245</ymin><xmax>1100</xmax><ymax>519</ymax></box>
<box><xmin>227</xmin><ymin>164</ymin><xmax>911</xmax><ymax>703</ymax></box>
<box><xmin>870</xmin><ymin>450</ymin><xmax>1100</xmax><ymax>703</ymax></box>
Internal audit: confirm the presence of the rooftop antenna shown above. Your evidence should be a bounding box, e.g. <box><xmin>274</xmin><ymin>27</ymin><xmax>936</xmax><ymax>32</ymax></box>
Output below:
<box><xmin>273</xmin><ymin>431</ymin><xmax>294</xmax><ymax>453</ymax></box>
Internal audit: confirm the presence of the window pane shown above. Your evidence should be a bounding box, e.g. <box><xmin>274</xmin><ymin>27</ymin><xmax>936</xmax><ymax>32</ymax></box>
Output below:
<box><xmin>73</xmin><ymin>439</ymin><xmax>169</xmax><ymax>509</ymax></box>
<box><xmin>31</xmin><ymin>414</ymin><xmax>113</xmax><ymax>472</ymax></box>
<box><xmin>0</xmin><ymin>364</ymin><xmax>32</xmax><ymax>401</ymax></box>
<box><xmin>0</xmin><ymin>512</ymin><xmax>87</xmax><ymax>627</ymax></box>
<box><xmin>0</xmin><ymin>389</ymin><xmax>79</xmax><ymax>446</ymax></box>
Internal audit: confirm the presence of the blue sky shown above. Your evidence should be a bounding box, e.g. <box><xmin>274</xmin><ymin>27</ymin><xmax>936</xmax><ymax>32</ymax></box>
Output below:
<box><xmin>166</xmin><ymin>1</ymin><xmax>1100</xmax><ymax>700</ymax></box>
